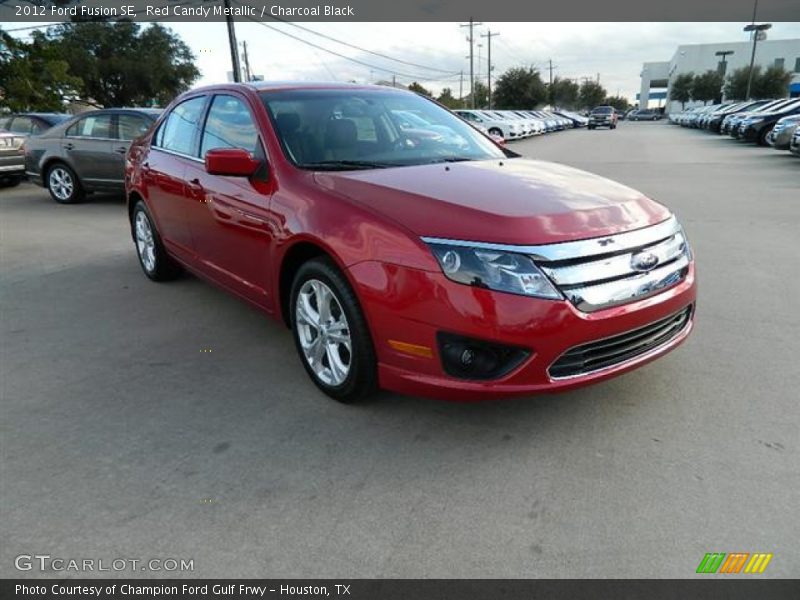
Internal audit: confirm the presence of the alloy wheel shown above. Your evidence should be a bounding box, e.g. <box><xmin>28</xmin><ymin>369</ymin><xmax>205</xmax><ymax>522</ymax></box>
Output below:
<box><xmin>295</xmin><ymin>279</ymin><xmax>352</xmax><ymax>386</ymax></box>
<box><xmin>49</xmin><ymin>167</ymin><xmax>74</xmax><ymax>201</ymax></box>
<box><xmin>134</xmin><ymin>211</ymin><xmax>156</xmax><ymax>273</ymax></box>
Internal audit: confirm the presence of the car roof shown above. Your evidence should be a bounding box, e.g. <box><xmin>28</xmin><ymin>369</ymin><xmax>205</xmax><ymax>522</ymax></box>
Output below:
<box><xmin>239</xmin><ymin>81</ymin><xmax>412</xmax><ymax>93</ymax></box>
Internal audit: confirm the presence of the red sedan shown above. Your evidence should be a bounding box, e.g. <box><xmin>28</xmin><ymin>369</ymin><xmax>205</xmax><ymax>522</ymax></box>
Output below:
<box><xmin>126</xmin><ymin>82</ymin><xmax>696</xmax><ymax>402</ymax></box>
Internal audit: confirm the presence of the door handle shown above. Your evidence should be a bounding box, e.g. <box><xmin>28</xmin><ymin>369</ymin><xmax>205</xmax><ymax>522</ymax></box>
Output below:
<box><xmin>63</xmin><ymin>143</ymin><xmax>74</xmax><ymax>151</ymax></box>
<box><xmin>114</xmin><ymin>146</ymin><xmax>128</xmax><ymax>154</ymax></box>
<box><xmin>187</xmin><ymin>178</ymin><xmax>205</xmax><ymax>196</ymax></box>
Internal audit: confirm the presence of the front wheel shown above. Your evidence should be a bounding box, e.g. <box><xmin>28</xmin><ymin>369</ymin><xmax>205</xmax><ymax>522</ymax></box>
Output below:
<box><xmin>488</xmin><ymin>127</ymin><xmax>503</xmax><ymax>138</ymax></box>
<box><xmin>757</xmin><ymin>126</ymin><xmax>773</xmax><ymax>147</ymax></box>
<box><xmin>290</xmin><ymin>257</ymin><xmax>377</xmax><ymax>403</ymax></box>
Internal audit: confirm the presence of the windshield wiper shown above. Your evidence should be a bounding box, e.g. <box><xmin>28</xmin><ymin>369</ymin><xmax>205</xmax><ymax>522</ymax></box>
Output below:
<box><xmin>427</xmin><ymin>157</ymin><xmax>475</xmax><ymax>164</ymax></box>
<box><xmin>300</xmin><ymin>160</ymin><xmax>391</xmax><ymax>171</ymax></box>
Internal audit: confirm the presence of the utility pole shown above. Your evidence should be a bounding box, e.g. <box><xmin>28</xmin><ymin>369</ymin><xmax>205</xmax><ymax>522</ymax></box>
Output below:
<box><xmin>459</xmin><ymin>70</ymin><xmax>463</xmax><ymax>101</ymax></box>
<box><xmin>241</xmin><ymin>41</ymin><xmax>252</xmax><ymax>82</ymax></box>
<box><xmin>392</xmin><ymin>74</ymin><xmax>396</xmax><ymax>88</ymax></box>
<box><xmin>460</xmin><ymin>18</ymin><xmax>483</xmax><ymax>108</ymax></box>
<box><xmin>481</xmin><ymin>30</ymin><xmax>499</xmax><ymax>109</ymax></box>
<box><xmin>223</xmin><ymin>0</ymin><xmax>241</xmax><ymax>82</ymax></box>
<box><xmin>547</xmin><ymin>58</ymin><xmax>557</xmax><ymax>107</ymax></box>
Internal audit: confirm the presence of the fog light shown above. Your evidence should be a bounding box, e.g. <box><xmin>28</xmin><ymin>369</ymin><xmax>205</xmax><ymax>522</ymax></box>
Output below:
<box><xmin>437</xmin><ymin>332</ymin><xmax>530</xmax><ymax>380</ymax></box>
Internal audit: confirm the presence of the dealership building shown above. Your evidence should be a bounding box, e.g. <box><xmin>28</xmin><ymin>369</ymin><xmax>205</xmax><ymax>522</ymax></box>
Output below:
<box><xmin>639</xmin><ymin>38</ymin><xmax>800</xmax><ymax>112</ymax></box>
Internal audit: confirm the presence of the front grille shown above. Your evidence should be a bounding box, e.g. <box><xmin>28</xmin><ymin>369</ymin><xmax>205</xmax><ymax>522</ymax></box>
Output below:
<box><xmin>536</xmin><ymin>216</ymin><xmax>691</xmax><ymax>312</ymax></box>
<box><xmin>549</xmin><ymin>305</ymin><xmax>692</xmax><ymax>379</ymax></box>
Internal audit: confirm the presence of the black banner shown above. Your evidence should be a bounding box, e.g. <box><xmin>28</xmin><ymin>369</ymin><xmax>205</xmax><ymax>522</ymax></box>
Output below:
<box><xmin>1</xmin><ymin>0</ymin><xmax>799</xmax><ymax>23</ymax></box>
<box><xmin>3</xmin><ymin>580</ymin><xmax>800</xmax><ymax>600</ymax></box>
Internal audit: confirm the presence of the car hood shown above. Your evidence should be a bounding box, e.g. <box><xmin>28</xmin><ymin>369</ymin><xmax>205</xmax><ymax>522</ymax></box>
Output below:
<box><xmin>313</xmin><ymin>158</ymin><xmax>670</xmax><ymax>245</ymax></box>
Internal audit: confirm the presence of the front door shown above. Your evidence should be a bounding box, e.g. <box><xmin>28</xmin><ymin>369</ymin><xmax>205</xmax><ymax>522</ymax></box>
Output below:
<box><xmin>183</xmin><ymin>94</ymin><xmax>275</xmax><ymax>309</ymax></box>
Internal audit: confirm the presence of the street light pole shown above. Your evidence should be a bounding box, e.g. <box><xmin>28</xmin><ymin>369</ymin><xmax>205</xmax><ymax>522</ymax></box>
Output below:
<box><xmin>715</xmin><ymin>50</ymin><xmax>734</xmax><ymax>101</ymax></box>
<box><xmin>743</xmin><ymin>23</ymin><xmax>771</xmax><ymax>100</ymax></box>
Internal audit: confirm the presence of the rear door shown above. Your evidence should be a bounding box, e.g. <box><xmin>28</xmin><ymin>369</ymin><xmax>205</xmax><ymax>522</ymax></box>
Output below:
<box><xmin>146</xmin><ymin>95</ymin><xmax>208</xmax><ymax>260</ymax></box>
<box><xmin>63</xmin><ymin>113</ymin><xmax>117</xmax><ymax>185</ymax></box>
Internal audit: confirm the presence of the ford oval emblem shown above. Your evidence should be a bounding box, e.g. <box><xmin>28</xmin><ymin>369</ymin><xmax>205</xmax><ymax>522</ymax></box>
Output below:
<box><xmin>631</xmin><ymin>251</ymin><xmax>659</xmax><ymax>272</ymax></box>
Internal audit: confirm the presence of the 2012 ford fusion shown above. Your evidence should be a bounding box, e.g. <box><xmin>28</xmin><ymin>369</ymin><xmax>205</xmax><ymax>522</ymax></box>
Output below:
<box><xmin>126</xmin><ymin>82</ymin><xmax>696</xmax><ymax>402</ymax></box>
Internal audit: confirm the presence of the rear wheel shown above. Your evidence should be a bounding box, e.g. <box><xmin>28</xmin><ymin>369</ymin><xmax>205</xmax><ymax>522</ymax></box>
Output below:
<box><xmin>46</xmin><ymin>162</ymin><xmax>84</xmax><ymax>204</ymax></box>
<box><xmin>131</xmin><ymin>201</ymin><xmax>182</xmax><ymax>281</ymax></box>
<box><xmin>290</xmin><ymin>257</ymin><xmax>377</xmax><ymax>403</ymax></box>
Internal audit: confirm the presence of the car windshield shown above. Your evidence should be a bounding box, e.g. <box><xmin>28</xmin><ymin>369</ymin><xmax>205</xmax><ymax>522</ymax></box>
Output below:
<box><xmin>592</xmin><ymin>107</ymin><xmax>613</xmax><ymax>114</ymax></box>
<box><xmin>261</xmin><ymin>88</ymin><xmax>505</xmax><ymax>170</ymax></box>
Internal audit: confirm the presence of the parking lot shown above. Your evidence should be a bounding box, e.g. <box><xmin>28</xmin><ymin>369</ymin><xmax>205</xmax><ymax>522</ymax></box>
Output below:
<box><xmin>1</xmin><ymin>121</ymin><xmax>798</xmax><ymax>578</ymax></box>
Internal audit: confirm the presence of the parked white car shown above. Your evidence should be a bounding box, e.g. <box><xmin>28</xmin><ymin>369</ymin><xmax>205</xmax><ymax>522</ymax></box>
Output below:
<box><xmin>453</xmin><ymin>109</ymin><xmax>524</xmax><ymax>140</ymax></box>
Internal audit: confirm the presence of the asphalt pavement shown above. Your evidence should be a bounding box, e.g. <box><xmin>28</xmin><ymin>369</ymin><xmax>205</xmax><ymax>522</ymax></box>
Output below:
<box><xmin>1</xmin><ymin>121</ymin><xmax>798</xmax><ymax>578</ymax></box>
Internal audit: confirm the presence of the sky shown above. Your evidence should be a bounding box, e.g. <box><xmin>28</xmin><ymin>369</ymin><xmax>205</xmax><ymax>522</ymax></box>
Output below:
<box><xmin>7</xmin><ymin>21</ymin><xmax>800</xmax><ymax>101</ymax></box>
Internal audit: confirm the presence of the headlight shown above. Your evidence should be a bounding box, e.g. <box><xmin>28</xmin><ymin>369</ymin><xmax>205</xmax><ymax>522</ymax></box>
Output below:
<box><xmin>426</xmin><ymin>243</ymin><xmax>562</xmax><ymax>300</ymax></box>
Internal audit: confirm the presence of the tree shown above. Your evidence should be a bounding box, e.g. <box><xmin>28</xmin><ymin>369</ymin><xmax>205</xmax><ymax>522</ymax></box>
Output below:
<box><xmin>493</xmin><ymin>67</ymin><xmax>547</xmax><ymax>109</ymax></box>
<box><xmin>603</xmin><ymin>95</ymin><xmax>631</xmax><ymax>112</ymax></box>
<box><xmin>48</xmin><ymin>21</ymin><xmax>199</xmax><ymax>107</ymax></box>
<box><xmin>0</xmin><ymin>28</ymin><xmax>81</xmax><ymax>111</ymax></box>
<box><xmin>752</xmin><ymin>65</ymin><xmax>793</xmax><ymax>99</ymax></box>
<box><xmin>436</xmin><ymin>87</ymin><xmax>463</xmax><ymax>109</ymax></box>
<box><xmin>465</xmin><ymin>81</ymin><xmax>489</xmax><ymax>109</ymax></box>
<box><xmin>407</xmin><ymin>81</ymin><xmax>432</xmax><ymax>97</ymax></box>
<box><xmin>550</xmin><ymin>77</ymin><xmax>579</xmax><ymax>109</ymax></box>
<box><xmin>578</xmin><ymin>80</ymin><xmax>607</xmax><ymax>110</ymax></box>
<box><xmin>669</xmin><ymin>73</ymin><xmax>694</xmax><ymax>109</ymax></box>
<box><xmin>724</xmin><ymin>66</ymin><xmax>753</xmax><ymax>100</ymax></box>
<box><xmin>691</xmin><ymin>70</ymin><xmax>724</xmax><ymax>104</ymax></box>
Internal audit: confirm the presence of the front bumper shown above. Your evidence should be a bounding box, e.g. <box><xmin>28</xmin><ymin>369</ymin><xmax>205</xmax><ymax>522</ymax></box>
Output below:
<box><xmin>348</xmin><ymin>260</ymin><xmax>697</xmax><ymax>401</ymax></box>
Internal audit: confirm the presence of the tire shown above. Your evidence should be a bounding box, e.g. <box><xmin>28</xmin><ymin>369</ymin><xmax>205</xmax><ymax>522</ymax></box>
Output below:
<box><xmin>131</xmin><ymin>200</ymin><xmax>182</xmax><ymax>281</ymax></box>
<box><xmin>611</xmin><ymin>124</ymin><xmax>617</xmax><ymax>130</ymax></box>
<box><xmin>0</xmin><ymin>175</ymin><xmax>22</xmax><ymax>187</ymax></box>
<box><xmin>46</xmin><ymin>162</ymin><xmax>84</xmax><ymax>204</ymax></box>
<box><xmin>757</xmin><ymin>125</ymin><xmax>773</xmax><ymax>147</ymax></box>
<box><xmin>588</xmin><ymin>125</ymin><xmax>595</xmax><ymax>130</ymax></box>
<box><xmin>488</xmin><ymin>127</ymin><xmax>503</xmax><ymax>138</ymax></box>
<box><xmin>290</xmin><ymin>257</ymin><xmax>378</xmax><ymax>403</ymax></box>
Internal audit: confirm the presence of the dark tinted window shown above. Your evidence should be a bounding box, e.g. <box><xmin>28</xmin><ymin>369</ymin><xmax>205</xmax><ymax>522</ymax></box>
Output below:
<box><xmin>9</xmin><ymin>117</ymin><xmax>33</xmax><ymax>134</ymax></box>
<box><xmin>157</xmin><ymin>96</ymin><xmax>206</xmax><ymax>156</ymax></box>
<box><xmin>66</xmin><ymin>114</ymin><xmax>113</xmax><ymax>138</ymax></box>
<box><xmin>592</xmin><ymin>107</ymin><xmax>614</xmax><ymax>114</ymax></box>
<box><xmin>200</xmin><ymin>95</ymin><xmax>259</xmax><ymax>157</ymax></box>
<box><xmin>117</xmin><ymin>114</ymin><xmax>151</xmax><ymax>141</ymax></box>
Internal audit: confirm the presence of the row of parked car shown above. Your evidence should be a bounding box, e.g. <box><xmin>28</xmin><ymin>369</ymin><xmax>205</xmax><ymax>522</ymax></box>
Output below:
<box><xmin>453</xmin><ymin>109</ymin><xmax>587</xmax><ymax>140</ymax></box>
<box><xmin>668</xmin><ymin>97</ymin><xmax>800</xmax><ymax>156</ymax></box>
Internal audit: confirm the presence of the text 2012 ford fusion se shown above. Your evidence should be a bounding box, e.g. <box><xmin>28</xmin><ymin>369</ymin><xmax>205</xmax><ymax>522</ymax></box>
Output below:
<box><xmin>126</xmin><ymin>82</ymin><xmax>696</xmax><ymax>402</ymax></box>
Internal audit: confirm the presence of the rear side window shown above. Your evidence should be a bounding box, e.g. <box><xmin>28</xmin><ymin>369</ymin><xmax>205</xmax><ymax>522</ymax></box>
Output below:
<box><xmin>156</xmin><ymin>96</ymin><xmax>207</xmax><ymax>156</ymax></box>
<box><xmin>117</xmin><ymin>114</ymin><xmax>151</xmax><ymax>141</ymax></box>
<box><xmin>9</xmin><ymin>117</ymin><xmax>33</xmax><ymax>134</ymax></box>
<box><xmin>200</xmin><ymin>95</ymin><xmax>259</xmax><ymax>157</ymax></box>
<box><xmin>67</xmin><ymin>114</ymin><xmax>113</xmax><ymax>138</ymax></box>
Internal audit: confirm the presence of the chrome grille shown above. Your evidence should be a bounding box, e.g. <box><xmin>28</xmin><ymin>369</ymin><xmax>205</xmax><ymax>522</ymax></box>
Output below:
<box><xmin>549</xmin><ymin>305</ymin><xmax>692</xmax><ymax>379</ymax></box>
<box><xmin>535</xmin><ymin>216</ymin><xmax>690</xmax><ymax>312</ymax></box>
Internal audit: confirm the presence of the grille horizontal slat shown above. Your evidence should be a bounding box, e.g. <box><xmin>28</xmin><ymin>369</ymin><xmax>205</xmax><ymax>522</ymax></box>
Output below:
<box><xmin>533</xmin><ymin>218</ymin><xmax>690</xmax><ymax>312</ymax></box>
<box><xmin>549</xmin><ymin>306</ymin><xmax>692</xmax><ymax>379</ymax></box>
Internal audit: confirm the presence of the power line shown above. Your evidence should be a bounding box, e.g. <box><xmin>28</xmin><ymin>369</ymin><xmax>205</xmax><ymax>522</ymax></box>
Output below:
<box><xmin>240</xmin><ymin>15</ymin><xmax>460</xmax><ymax>83</ymax></box>
<box><xmin>264</xmin><ymin>15</ymin><xmax>458</xmax><ymax>75</ymax></box>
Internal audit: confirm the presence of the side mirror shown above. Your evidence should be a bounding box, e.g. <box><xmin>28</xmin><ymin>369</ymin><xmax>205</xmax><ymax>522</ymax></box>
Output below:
<box><xmin>205</xmin><ymin>148</ymin><xmax>260</xmax><ymax>177</ymax></box>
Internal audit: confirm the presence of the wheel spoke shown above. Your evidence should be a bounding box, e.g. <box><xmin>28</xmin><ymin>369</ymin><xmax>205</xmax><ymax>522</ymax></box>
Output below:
<box><xmin>295</xmin><ymin>278</ymin><xmax>352</xmax><ymax>387</ymax></box>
